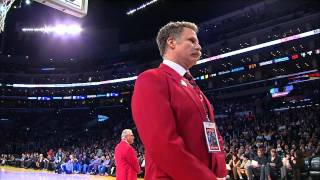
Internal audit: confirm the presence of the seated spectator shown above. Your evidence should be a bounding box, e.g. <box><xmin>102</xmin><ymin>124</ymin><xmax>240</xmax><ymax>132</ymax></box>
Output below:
<box><xmin>73</xmin><ymin>154</ymin><xmax>82</xmax><ymax>173</ymax></box>
<box><xmin>228</xmin><ymin>152</ymin><xmax>241</xmax><ymax>179</ymax></box>
<box><xmin>289</xmin><ymin>150</ymin><xmax>305</xmax><ymax>180</ymax></box>
<box><xmin>98</xmin><ymin>155</ymin><xmax>111</xmax><ymax>175</ymax></box>
<box><xmin>1</xmin><ymin>154</ymin><xmax>7</xmax><ymax>165</ymax></box>
<box><xmin>7</xmin><ymin>154</ymin><xmax>15</xmax><ymax>166</ymax></box>
<box><xmin>15</xmin><ymin>153</ymin><xmax>26</xmax><ymax>168</ymax></box>
<box><xmin>247</xmin><ymin>148</ymin><xmax>268</xmax><ymax>180</ymax></box>
<box><xmin>281</xmin><ymin>153</ymin><xmax>292</xmax><ymax>180</ymax></box>
<box><xmin>81</xmin><ymin>153</ymin><xmax>91</xmax><ymax>174</ymax></box>
<box><xmin>60</xmin><ymin>154</ymin><xmax>76</xmax><ymax>174</ymax></box>
<box><xmin>54</xmin><ymin>148</ymin><xmax>65</xmax><ymax>173</ymax></box>
<box><xmin>237</xmin><ymin>154</ymin><xmax>251</xmax><ymax>179</ymax></box>
<box><xmin>24</xmin><ymin>153</ymin><xmax>36</xmax><ymax>169</ymax></box>
<box><xmin>266</xmin><ymin>148</ymin><xmax>283</xmax><ymax>180</ymax></box>
<box><xmin>87</xmin><ymin>155</ymin><xmax>101</xmax><ymax>175</ymax></box>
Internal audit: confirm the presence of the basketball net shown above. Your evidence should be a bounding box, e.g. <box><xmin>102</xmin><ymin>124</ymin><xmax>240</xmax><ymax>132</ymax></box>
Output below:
<box><xmin>0</xmin><ymin>0</ymin><xmax>15</xmax><ymax>33</ymax></box>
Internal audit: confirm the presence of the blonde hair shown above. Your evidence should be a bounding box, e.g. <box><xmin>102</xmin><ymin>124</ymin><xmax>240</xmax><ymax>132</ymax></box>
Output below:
<box><xmin>156</xmin><ymin>21</ymin><xmax>198</xmax><ymax>56</ymax></box>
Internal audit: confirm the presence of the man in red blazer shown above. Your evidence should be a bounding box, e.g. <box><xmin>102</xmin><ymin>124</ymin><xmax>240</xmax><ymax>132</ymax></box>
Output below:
<box><xmin>115</xmin><ymin>129</ymin><xmax>141</xmax><ymax>180</ymax></box>
<box><xmin>132</xmin><ymin>21</ymin><xmax>227</xmax><ymax>180</ymax></box>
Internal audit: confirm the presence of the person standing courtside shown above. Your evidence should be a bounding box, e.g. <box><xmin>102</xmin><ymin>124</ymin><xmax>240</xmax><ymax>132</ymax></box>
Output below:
<box><xmin>115</xmin><ymin>129</ymin><xmax>141</xmax><ymax>180</ymax></box>
<box><xmin>132</xmin><ymin>21</ymin><xmax>227</xmax><ymax>180</ymax></box>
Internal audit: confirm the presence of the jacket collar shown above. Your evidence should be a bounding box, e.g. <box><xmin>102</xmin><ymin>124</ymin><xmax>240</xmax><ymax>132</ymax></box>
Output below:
<box><xmin>159</xmin><ymin>63</ymin><xmax>208</xmax><ymax>120</ymax></box>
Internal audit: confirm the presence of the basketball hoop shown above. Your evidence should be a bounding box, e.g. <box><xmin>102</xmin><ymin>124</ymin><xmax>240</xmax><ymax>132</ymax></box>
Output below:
<box><xmin>0</xmin><ymin>0</ymin><xmax>87</xmax><ymax>33</ymax></box>
<box><xmin>0</xmin><ymin>0</ymin><xmax>15</xmax><ymax>33</ymax></box>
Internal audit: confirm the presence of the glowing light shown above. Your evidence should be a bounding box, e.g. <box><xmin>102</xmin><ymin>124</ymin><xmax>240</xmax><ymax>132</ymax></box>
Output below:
<box><xmin>126</xmin><ymin>0</ymin><xmax>159</xmax><ymax>15</ymax></box>
<box><xmin>25</xmin><ymin>0</ymin><xmax>31</xmax><ymax>5</ymax></box>
<box><xmin>12</xmin><ymin>76</ymin><xmax>138</xmax><ymax>88</ymax></box>
<box><xmin>22</xmin><ymin>24</ymin><xmax>83</xmax><ymax>35</ymax></box>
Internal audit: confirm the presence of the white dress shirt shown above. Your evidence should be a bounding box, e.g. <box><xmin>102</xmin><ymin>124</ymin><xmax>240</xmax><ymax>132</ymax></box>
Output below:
<box><xmin>163</xmin><ymin>59</ymin><xmax>187</xmax><ymax>77</ymax></box>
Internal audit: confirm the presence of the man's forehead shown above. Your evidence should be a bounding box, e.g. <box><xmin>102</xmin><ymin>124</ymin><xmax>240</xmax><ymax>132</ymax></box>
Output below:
<box><xmin>182</xmin><ymin>27</ymin><xmax>196</xmax><ymax>35</ymax></box>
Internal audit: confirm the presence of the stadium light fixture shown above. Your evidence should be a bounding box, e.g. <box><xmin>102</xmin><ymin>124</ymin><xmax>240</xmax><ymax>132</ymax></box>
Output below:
<box><xmin>22</xmin><ymin>24</ymin><xmax>83</xmax><ymax>35</ymax></box>
<box><xmin>25</xmin><ymin>0</ymin><xmax>31</xmax><ymax>5</ymax></box>
<box><xmin>126</xmin><ymin>0</ymin><xmax>159</xmax><ymax>15</ymax></box>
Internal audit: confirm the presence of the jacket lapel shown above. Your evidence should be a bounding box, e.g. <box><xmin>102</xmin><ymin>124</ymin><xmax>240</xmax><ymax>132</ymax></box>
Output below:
<box><xmin>159</xmin><ymin>63</ymin><xmax>206</xmax><ymax>119</ymax></box>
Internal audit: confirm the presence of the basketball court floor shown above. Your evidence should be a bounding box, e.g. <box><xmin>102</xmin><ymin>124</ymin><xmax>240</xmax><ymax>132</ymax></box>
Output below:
<box><xmin>0</xmin><ymin>166</ymin><xmax>144</xmax><ymax>180</ymax></box>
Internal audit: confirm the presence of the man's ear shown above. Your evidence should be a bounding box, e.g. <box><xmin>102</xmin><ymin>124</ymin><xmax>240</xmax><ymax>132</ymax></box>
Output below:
<box><xmin>167</xmin><ymin>37</ymin><xmax>176</xmax><ymax>49</ymax></box>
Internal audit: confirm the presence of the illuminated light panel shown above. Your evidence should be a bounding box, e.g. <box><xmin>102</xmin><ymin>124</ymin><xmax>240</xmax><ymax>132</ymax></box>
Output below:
<box><xmin>248</xmin><ymin>64</ymin><xmax>257</xmax><ymax>69</ymax></box>
<box><xmin>291</xmin><ymin>54</ymin><xmax>299</xmax><ymax>60</ymax></box>
<box><xmin>72</xmin><ymin>96</ymin><xmax>85</xmax><ymax>100</ymax></box>
<box><xmin>271</xmin><ymin>91</ymin><xmax>290</xmax><ymax>98</ymax></box>
<box><xmin>274</xmin><ymin>57</ymin><xmax>289</xmax><ymax>63</ymax></box>
<box><xmin>259</xmin><ymin>60</ymin><xmax>273</xmax><ymax>66</ymax></box>
<box><xmin>87</xmin><ymin>95</ymin><xmax>96</xmax><ymax>98</ymax></box>
<box><xmin>27</xmin><ymin>97</ymin><xmax>37</xmax><ymax>100</ymax></box>
<box><xmin>218</xmin><ymin>70</ymin><xmax>230</xmax><ymax>75</ymax></box>
<box><xmin>307</xmin><ymin>51</ymin><xmax>313</xmax><ymax>56</ymax></box>
<box><xmin>41</xmin><ymin>68</ymin><xmax>55</xmax><ymax>71</ymax></box>
<box><xmin>37</xmin><ymin>96</ymin><xmax>51</xmax><ymax>100</ymax></box>
<box><xmin>231</xmin><ymin>67</ymin><xmax>244</xmax><ymax>72</ymax></box>
<box><xmin>53</xmin><ymin>97</ymin><xmax>63</xmax><ymax>100</ymax></box>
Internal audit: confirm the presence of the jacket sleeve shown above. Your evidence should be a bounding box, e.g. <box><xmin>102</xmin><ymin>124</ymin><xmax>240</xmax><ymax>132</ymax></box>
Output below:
<box><xmin>212</xmin><ymin>129</ymin><xmax>227</xmax><ymax>177</ymax></box>
<box><xmin>126</xmin><ymin>146</ymin><xmax>141</xmax><ymax>173</ymax></box>
<box><xmin>132</xmin><ymin>70</ymin><xmax>218</xmax><ymax>180</ymax></box>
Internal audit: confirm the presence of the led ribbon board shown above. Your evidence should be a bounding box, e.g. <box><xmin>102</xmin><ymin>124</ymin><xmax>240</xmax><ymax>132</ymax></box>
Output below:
<box><xmin>9</xmin><ymin>28</ymin><xmax>320</xmax><ymax>88</ymax></box>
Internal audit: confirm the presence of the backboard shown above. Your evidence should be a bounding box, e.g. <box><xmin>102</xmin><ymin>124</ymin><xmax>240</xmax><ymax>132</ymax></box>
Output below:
<box><xmin>0</xmin><ymin>0</ymin><xmax>88</xmax><ymax>33</ymax></box>
<box><xmin>33</xmin><ymin>0</ymin><xmax>88</xmax><ymax>18</ymax></box>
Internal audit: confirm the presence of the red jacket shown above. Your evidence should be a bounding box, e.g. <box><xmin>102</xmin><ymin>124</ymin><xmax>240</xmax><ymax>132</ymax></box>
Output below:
<box><xmin>115</xmin><ymin>140</ymin><xmax>141</xmax><ymax>180</ymax></box>
<box><xmin>132</xmin><ymin>63</ymin><xmax>227</xmax><ymax>180</ymax></box>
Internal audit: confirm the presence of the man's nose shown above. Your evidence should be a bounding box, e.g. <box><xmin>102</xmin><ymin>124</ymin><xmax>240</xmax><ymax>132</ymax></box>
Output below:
<box><xmin>195</xmin><ymin>43</ymin><xmax>202</xmax><ymax>51</ymax></box>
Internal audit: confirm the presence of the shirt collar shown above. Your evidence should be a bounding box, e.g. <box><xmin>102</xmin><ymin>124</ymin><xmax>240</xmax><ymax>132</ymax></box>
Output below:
<box><xmin>163</xmin><ymin>59</ymin><xmax>187</xmax><ymax>77</ymax></box>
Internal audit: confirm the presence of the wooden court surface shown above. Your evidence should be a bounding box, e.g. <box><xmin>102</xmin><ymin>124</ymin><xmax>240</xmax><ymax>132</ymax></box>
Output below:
<box><xmin>0</xmin><ymin>166</ymin><xmax>144</xmax><ymax>180</ymax></box>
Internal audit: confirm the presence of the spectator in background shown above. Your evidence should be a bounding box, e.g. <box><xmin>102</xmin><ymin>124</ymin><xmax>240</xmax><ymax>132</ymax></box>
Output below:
<box><xmin>87</xmin><ymin>155</ymin><xmax>101</xmax><ymax>174</ymax></box>
<box><xmin>98</xmin><ymin>155</ymin><xmax>111</xmax><ymax>176</ymax></box>
<box><xmin>237</xmin><ymin>154</ymin><xmax>251</xmax><ymax>180</ymax></box>
<box><xmin>290</xmin><ymin>150</ymin><xmax>304</xmax><ymax>180</ymax></box>
<box><xmin>115</xmin><ymin>129</ymin><xmax>140</xmax><ymax>180</ymax></box>
<box><xmin>265</xmin><ymin>148</ymin><xmax>283</xmax><ymax>180</ymax></box>
<box><xmin>281</xmin><ymin>153</ymin><xmax>292</xmax><ymax>180</ymax></box>
<box><xmin>228</xmin><ymin>153</ymin><xmax>241</xmax><ymax>180</ymax></box>
<box><xmin>60</xmin><ymin>154</ymin><xmax>76</xmax><ymax>174</ymax></box>
<box><xmin>247</xmin><ymin>148</ymin><xmax>268</xmax><ymax>180</ymax></box>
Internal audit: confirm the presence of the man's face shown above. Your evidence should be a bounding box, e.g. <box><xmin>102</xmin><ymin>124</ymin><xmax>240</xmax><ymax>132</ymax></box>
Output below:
<box><xmin>126</xmin><ymin>131</ymin><xmax>135</xmax><ymax>145</ymax></box>
<box><xmin>172</xmin><ymin>27</ymin><xmax>201</xmax><ymax>69</ymax></box>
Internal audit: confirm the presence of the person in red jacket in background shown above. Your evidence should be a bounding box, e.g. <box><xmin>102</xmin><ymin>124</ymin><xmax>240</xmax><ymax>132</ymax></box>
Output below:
<box><xmin>115</xmin><ymin>129</ymin><xmax>141</xmax><ymax>180</ymax></box>
<box><xmin>132</xmin><ymin>21</ymin><xmax>227</xmax><ymax>180</ymax></box>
